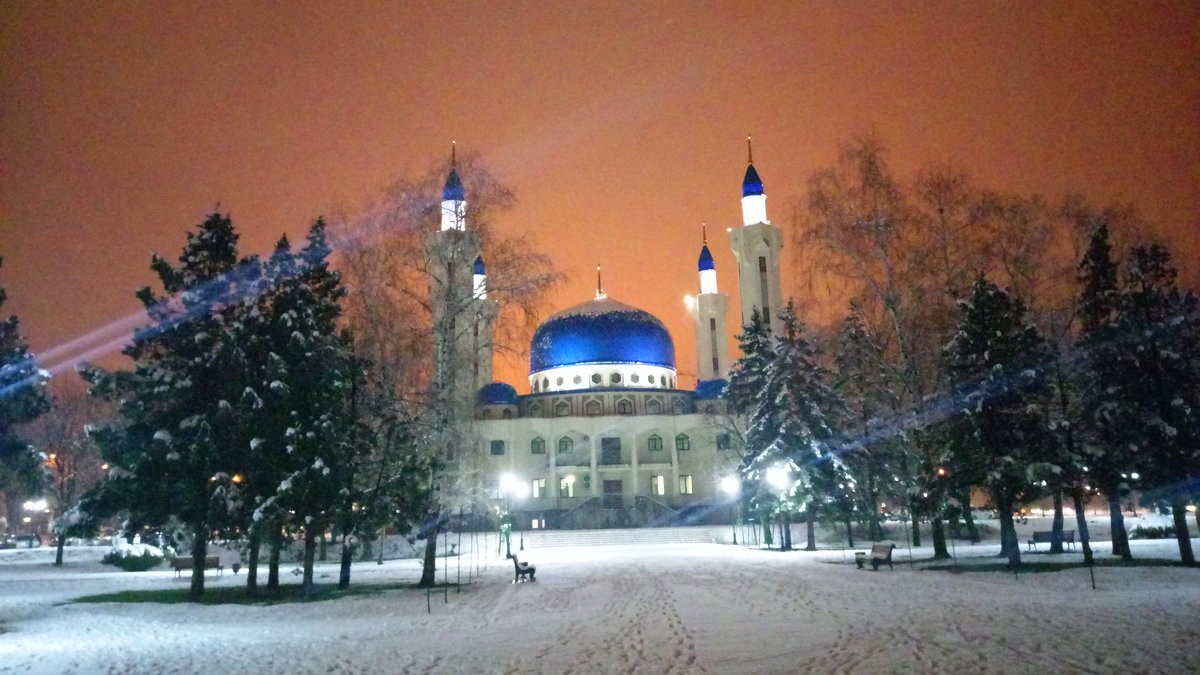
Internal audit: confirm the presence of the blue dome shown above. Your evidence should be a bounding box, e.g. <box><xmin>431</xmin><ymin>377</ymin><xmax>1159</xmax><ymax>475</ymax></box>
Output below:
<box><xmin>530</xmin><ymin>297</ymin><xmax>676</xmax><ymax>373</ymax></box>
<box><xmin>473</xmin><ymin>255</ymin><xmax>486</xmax><ymax>275</ymax></box>
<box><xmin>443</xmin><ymin>168</ymin><xmax>465</xmax><ymax>202</ymax></box>
<box><xmin>698</xmin><ymin>245</ymin><xmax>715</xmax><ymax>272</ymax></box>
<box><xmin>742</xmin><ymin>164</ymin><xmax>764</xmax><ymax>197</ymax></box>
<box><xmin>694</xmin><ymin>379</ymin><xmax>727</xmax><ymax>400</ymax></box>
<box><xmin>477</xmin><ymin>382</ymin><xmax>518</xmax><ymax>406</ymax></box>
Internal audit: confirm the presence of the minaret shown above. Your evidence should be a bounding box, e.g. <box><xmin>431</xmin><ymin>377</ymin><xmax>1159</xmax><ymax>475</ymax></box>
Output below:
<box><xmin>424</xmin><ymin>146</ymin><xmax>495</xmax><ymax>412</ymax></box>
<box><xmin>728</xmin><ymin>137</ymin><xmax>784</xmax><ymax>335</ymax></box>
<box><xmin>694</xmin><ymin>226</ymin><xmax>730</xmax><ymax>383</ymax></box>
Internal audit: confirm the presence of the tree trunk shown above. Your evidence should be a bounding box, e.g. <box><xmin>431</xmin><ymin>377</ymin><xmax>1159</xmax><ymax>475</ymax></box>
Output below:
<box><xmin>267</xmin><ymin>526</ymin><xmax>281</xmax><ymax>590</ymax></box>
<box><xmin>1071</xmin><ymin>489</ymin><xmax>1094</xmax><ymax>566</ymax></box>
<box><xmin>319</xmin><ymin>532</ymin><xmax>327</xmax><ymax>562</ymax></box>
<box><xmin>1171</xmin><ymin>499</ymin><xmax>1195</xmax><ymax>565</ymax></box>
<box><xmin>910</xmin><ymin>509</ymin><xmax>921</xmax><ymax>547</ymax></box>
<box><xmin>188</xmin><ymin>528</ymin><xmax>207</xmax><ymax>601</ymax></box>
<box><xmin>997</xmin><ymin>498</ymin><xmax>1021</xmax><ymax>568</ymax></box>
<box><xmin>246</xmin><ymin>526</ymin><xmax>261</xmax><ymax>593</ymax></box>
<box><xmin>359</xmin><ymin>538</ymin><xmax>373</xmax><ymax>562</ymax></box>
<box><xmin>1108</xmin><ymin>495</ymin><xmax>1132</xmax><ymax>561</ymax></box>
<box><xmin>339</xmin><ymin>535</ymin><xmax>354</xmax><ymax>589</ymax></box>
<box><xmin>845</xmin><ymin>514</ymin><xmax>855</xmax><ymax>548</ymax></box>
<box><xmin>1049</xmin><ymin>491</ymin><xmax>1065</xmax><ymax>553</ymax></box>
<box><xmin>804</xmin><ymin>508</ymin><xmax>816</xmax><ymax>551</ymax></box>
<box><xmin>931</xmin><ymin>516</ymin><xmax>950</xmax><ymax>559</ymax></box>
<box><xmin>961</xmin><ymin>491</ymin><xmax>980</xmax><ymax>543</ymax></box>
<box><xmin>866</xmin><ymin>466</ymin><xmax>882</xmax><ymax>541</ymax></box>
<box><xmin>54</xmin><ymin>534</ymin><xmax>65</xmax><ymax>567</ymax></box>
<box><xmin>301</xmin><ymin>528</ymin><xmax>316</xmax><ymax>594</ymax></box>
<box><xmin>946</xmin><ymin>506</ymin><xmax>961</xmax><ymax>541</ymax></box>
<box><xmin>762</xmin><ymin>514</ymin><xmax>773</xmax><ymax>549</ymax></box>
<box><xmin>418</xmin><ymin>516</ymin><xmax>440</xmax><ymax>587</ymax></box>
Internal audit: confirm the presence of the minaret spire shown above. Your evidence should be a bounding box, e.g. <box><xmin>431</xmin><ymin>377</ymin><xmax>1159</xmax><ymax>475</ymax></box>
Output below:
<box><xmin>440</xmin><ymin>143</ymin><xmax>466</xmax><ymax>231</ymax></box>
<box><xmin>702</xmin><ymin>222</ymin><xmax>708</xmax><ymax>246</ymax></box>
<box><xmin>747</xmin><ymin>135</ymin><xmax>753</xmax><ymax>164</ymax></box>
<box><xmin>595</xmin><ymin>264</ymin><xmax>606</xmax><ymax>300</ymax></box>
<box><xmin>451</xmin><ymin>139</ymin><xmax>457</xmax><ymax>167</ymax></box>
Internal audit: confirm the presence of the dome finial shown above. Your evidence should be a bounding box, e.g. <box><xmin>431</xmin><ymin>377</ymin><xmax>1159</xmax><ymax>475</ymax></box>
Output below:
<box><xmin>595</xmin><ymin>264</ymin><xmax>606</xmax><ymax>300</ymax></box>
<box><xmin>451</xmin><ymin>140</ymin><xmax>456</xmax><ymax>168</ymax></box>
<box><xmin>747</xmin><ymin>135</ymin><xmax>753</xmax><ymax>164</ymax></box>
<box><xmin>702</xmin><ymin>222</ymin><xmax>708</xmax><ymax>246</ymax></box>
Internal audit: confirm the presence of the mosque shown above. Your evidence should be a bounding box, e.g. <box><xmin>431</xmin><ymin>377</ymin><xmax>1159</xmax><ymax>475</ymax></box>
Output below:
<box><xmin>424</xmin><ymin>145</ymin><xmax>784</xmax><ymax>529</ymax></box>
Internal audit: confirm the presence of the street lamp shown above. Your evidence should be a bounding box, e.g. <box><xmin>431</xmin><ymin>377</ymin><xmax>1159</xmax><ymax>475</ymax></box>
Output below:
<box><xmin>720</xmin><ymin>476</ymin><xmax>740</xmax><ymax>545</ymax></box>
<box><xmin>499</xmin><ymin>474</ymin><xmax>529</xmax><ymax>556</ymax></box>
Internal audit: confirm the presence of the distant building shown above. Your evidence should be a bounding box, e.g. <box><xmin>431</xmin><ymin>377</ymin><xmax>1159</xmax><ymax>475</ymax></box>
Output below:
<box><xmin>425</xmin><ymin>143</ymin><xmax>783</xmax><ymax>529</ymax></box>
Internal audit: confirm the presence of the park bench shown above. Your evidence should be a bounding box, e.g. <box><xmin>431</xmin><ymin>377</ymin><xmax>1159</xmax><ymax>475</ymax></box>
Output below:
<box><xmin>170</xmin><ymin>556</ymin><xmax>223</xmax><ymax>577</ymax></box>
<box><xmin>854</xmin><ymin>543</ymin><xmax>896</xmax><ymax>571</ymax></box>
<box><xmin>1026</xmin><ymin>530</ymin><xmax>1076</xmax><ymax>552</ymax></box>
<box><xmin>506</xmin><ymin>553</ymin><xmax>536</xmax><ymax>583</ymax></box>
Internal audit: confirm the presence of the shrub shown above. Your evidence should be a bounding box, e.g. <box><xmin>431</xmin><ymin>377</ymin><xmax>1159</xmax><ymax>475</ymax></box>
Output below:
<box><xmin>1129</xmin><ymin>525</ymin><xmax>1176</xmax><ymax>540</ymax></box>
<box><xmin>101</xmin><ymin>549</ymin><xmax>164</xmax><ymax>572</ymax></box>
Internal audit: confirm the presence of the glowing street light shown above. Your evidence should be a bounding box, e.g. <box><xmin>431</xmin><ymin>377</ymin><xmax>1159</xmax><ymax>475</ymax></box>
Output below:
<box><xmin>720</xmin><ymin>476</ymin><xmax>741</xmax><ymax>545</ymax></box>
<box><xmin>766</xmin><ymin>465</ymin><xmax>789</xmax><ymax>491</ymax></box>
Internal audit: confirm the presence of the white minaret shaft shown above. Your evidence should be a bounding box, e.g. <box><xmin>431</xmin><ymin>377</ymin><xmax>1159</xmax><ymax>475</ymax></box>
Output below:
<box><xmin>473</xmin><ymin>255</ymin><xmax>487</xmax><ymax>299</ymax></box>
<box><xmin>695</xmin><ymin>231</ymin><xmax>730</xmax><ymax>382</ymax></box>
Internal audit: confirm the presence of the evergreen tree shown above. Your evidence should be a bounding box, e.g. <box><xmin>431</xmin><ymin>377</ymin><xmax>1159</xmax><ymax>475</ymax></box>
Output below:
<box><xmin>944</xmin><ymin>275</ymin><xmax>1053</xmax><ymax>568</ymax></box>
<box><xmin>745</xmin><ymin>301</ymin><xmax>848</xmax><ymax>552</ymax></box>
<box><xmin>724</xmin><ymin>309</ymin><xmax>773</xmax><ymax>416</ymax></box>
<box><xmin>0</xmin><ymin>257</ymin><xmax>52</xmax><ymax>508</ymax></box>
<box><xmin>83</xmin><ymin>214</ymin><xmax>259</xmax><ymax>600</ymax></box>
<box><xmin>1107</xmin><ymin>245</ymin><xmax>1199</xmax><ymax>564</ymax></box>
<box><xmin>1074</xmin><ymin>223</ymin><xmax>1136</xmax><ymax>560</ymax></box>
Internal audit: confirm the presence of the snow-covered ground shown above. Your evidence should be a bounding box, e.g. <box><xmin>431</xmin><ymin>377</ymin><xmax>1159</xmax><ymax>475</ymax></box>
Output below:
<box><xmin>1</xmin><ymin>519</ymin><xmax>1199</xmax><ymax>674</ymax></box>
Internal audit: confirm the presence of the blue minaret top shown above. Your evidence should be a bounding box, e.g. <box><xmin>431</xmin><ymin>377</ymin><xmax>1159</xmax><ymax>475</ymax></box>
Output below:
<box><xmin>742</xmin><ymin>164</ymin><xmax>763</xmax><ymax>198</ymax></box>
<box><xmin>698</xmin><ymin>245</ymin><xmax>715</xmax><ymax>271</ymax></box>
<box><xmin>473</xmin><ymin>255</ymin><xmax>486</xmax><ymax>275</ymax></box>
<box><xmin>443</xmin><ymin>167</ymin><xmax>465</xmax><ymax>202</ymax></box>
<box><xmin>742</xmin><ymin>136</ymin><xmax>764</xmax><ymax>197</ymax></box>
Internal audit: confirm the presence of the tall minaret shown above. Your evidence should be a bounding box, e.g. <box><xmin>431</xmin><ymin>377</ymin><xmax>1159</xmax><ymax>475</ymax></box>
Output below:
<box><xmin>728</xmin><ymin>137</ymin><xmax>784</xmax><ymax>335</ymax></box>
<box><xmin>694</xmin><ymin>226</ymin><xmax>730</xmax><ymax>383</ymax></box>
<box><xmin>424</xmin><ymin>146</ymin><xmax>495</xmax><ymax>412</ymax></box>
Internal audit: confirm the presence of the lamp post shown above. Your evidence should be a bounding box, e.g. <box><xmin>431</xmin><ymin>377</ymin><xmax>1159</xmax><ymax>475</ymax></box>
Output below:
<box><xmin>765</xmin><ymin>464</ymin><xmax>791</xmax><ymax>551</ymax></box>
<box><xmin>499</xmin><ymin>474</ymin><xmax>529</xmax><ymax>556</ymax></box>
<box><xmin>720</xmin><ymin>476</ymin><xmax>740</xmax><ymax>545</ymax></box>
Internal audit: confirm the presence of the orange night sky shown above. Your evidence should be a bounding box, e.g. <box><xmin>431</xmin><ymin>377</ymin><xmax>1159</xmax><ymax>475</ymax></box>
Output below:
<box><xmin>2</xmin><ymin>1</ymin><xmax>1197</xmax><ymax>392</ymax></box>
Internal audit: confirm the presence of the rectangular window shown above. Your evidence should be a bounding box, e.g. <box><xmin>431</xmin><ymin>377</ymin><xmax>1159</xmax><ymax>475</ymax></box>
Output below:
<box><xmin>651</xmin><ymin>475</ymin><xmax>665</xmax><ymax>496</ymax></box>
<box><xmin>758</xmin><ymin>256</ymin><xmax>770</xmax><ymax>324</ymax></box>
<box><xmin>559</xmin><ymin>477</ymin><xmax>575</xmax><ymax>498</ymax></box>
<box><xmin>490</xmin><ymin>440</ymin><xmax>505</xmax><ymax>456</ymax></box>
<box><xmin>678</xmin><ymin>475</ymin><xmax>693</xmax><ymax>495</ymax></box>
<box><xmin>531</xmin><ymin>478</ymin><xmax>546</xmax><ymax>499</ymax></box>
<box><xmin>601</xmin><ymin>437</ymin><xmax>622</xmax><ymax>465</ymax></box>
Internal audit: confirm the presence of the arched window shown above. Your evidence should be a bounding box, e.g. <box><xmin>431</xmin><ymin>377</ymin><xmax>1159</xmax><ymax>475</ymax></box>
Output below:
<box><xmin>531</xmin><ymin>437</ymin><xmax>546</xmax><ymax>454</ymax></box>
<box><xmin>557</xmin><ymin>437</ymin><xmax>573</xmax><ymax>454</ymax></box>
<box><xmin>502</xmin><ymin>409</ymin><xmax>513</xmax><ymax>419</ymax></box>
<box><xmin>585</xmin><ymin>399</ymin><xmax>602</xmax><ymax>416</ymax></box>
<box><xmin>646</xmin><ymin>399</ymin><xmax>662</xmax><ymax>415</ymax></box>
<box><xmin>616</xmin><ymin>399</ymin><xmax>633</xmax><ymax>415</ymax></box>
<box><xmin>648</xmin><ymin>434</ymin><xmax>663</xmax><ymax>451</ymax></box>
<box><xmin>675</xmin><ymin>434</ymin><xmax>690</xmax><ymax>451</ymax></box>
<box><xmin>555</xmin><ymin>401</ymin><xmax>570</xmax><ymax>417</ymax></box>
<box><xmin>672</xmin><ymin>399</ymin><xmax>686</xmax><ymax>415</ymax></box>
<box><xmin>529</xmin><ymin>403</ymin><xmax>542</xmax><ymax>417</ymax></box>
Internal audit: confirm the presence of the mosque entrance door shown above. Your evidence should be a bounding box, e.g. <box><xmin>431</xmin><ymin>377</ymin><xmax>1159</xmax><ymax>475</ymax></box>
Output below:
<box><xmin>602</xmin><ymin>480</ymin><xmax>623</xmax><ymax>509</ymax></box>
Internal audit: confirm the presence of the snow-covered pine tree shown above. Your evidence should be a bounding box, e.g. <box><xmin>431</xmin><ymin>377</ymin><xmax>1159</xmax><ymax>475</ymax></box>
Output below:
<box><xmin>746</xmin><ymin>301</ymin><xmax>849</xmax><ymax>552</ymax></box>
<box><xmin>0</xmin><ymin>257</ymin><xmax>51</xmax><ymax>505</ymax></box>
<box><xmin>247</xmin><ymin>221</ymin><xmax>356</xmax><ymax>594</ymax></box>
<box><xmin>724</xmin><ymin>308</ymin><xmax>774</xmax><ymax>417</ymax></box>
<box><xmin>944</xmin><ymin>274</ymin><xmax>1053</xmax><ymax>568</ymax></box>
<box><xmin>1106</xmin><ymin>244</ymin><xmax>1199</xmax><ymax>564</ymax></box>
<box><xmin>82</xmin><ymin>213</ymin><xmax>259</xmax><ymax>600</ymax></box>
<box><xmin>1074</xmin><ymin>223</ymin><xmax>1136</xmax><ymax>561</ymax></box>
<box><xmin>833</xmin><ymin>301</ymin><xmax>902</xmax><ymax>542</ymax></box>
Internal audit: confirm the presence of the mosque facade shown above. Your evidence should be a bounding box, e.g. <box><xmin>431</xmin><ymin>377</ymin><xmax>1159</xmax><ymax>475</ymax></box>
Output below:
<box><xmin>425</xmin><ymin>146</ymin><xmax>783</xmax><ymax>529</ymax></box>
